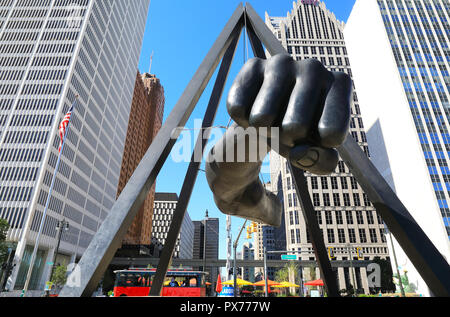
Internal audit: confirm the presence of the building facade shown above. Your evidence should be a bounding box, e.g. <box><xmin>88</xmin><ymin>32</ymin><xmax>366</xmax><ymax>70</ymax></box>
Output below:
<box><xmin>266</xmin><ymin>0</ymin><xmax>390</xmax><ymax>293</ymax></box>
<box><xmin>241</xmin><ymin>242</ymin><xmax>255</xmax><ymax>282</ymax></box>
<box><xmin>345</xmin><ymin>0</ymin><xmax>450</xmax><ymax>296</ymax></box>
<box><xmin>253</xmin><ymin>181</ymin><xmax>286</xmax><ymax>280</ymax></box>
<box><xmin>0</xmin><ymin>0</ymin><xmax>150</xmax><ymax>290</ymax></box>
<box><xmin>152</xmin><ymin>193</ymin><xmax>194</xmax><ymax>260</ymax></box>
<box><xmin>192</xmin><ymin>211</ymin><xmax>219</xmax><ymax>285</ymax></box>
<box><xmin>117</xmin><ymin>72</ymin><xmax>164</xmax><ymax>249</ymax></box>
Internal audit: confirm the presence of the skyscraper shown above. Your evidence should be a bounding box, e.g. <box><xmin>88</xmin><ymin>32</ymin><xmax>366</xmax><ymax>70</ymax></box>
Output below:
<box><xmin>118</xmin><ymin>72</ymin><xmax>164</xmax><ymax>251</ymax></box>
<box><xmin>345</xmin><ymin>0</ymin><xmax>450</xmax><ymax>296</ymax></box>
<box><xmin>152</xmin><ymin>193</ymin><xmax>194</xmax><ymax>260</ymax></box>
<box><xmin>0</xmin><ymin>0</ymin><xmax>150</xmax><ymax>291</ymax></box>
<box><xmin>193</xmin><ymin>211</ymin><xmax>219</xmax><ymax>286</ymax></box>
<box><xmin>241</xmin><ymin>242</ymin><xmax>255</xmax><ymax>282</ymax></box>
<box><xmin>253</xmin><ymin>181</ymin><xmax>286</xmax><ymax>281</ymax></box>
<box><xmin>266</xmin><ymin>0</ymin><xmax>390</xmax><ymax>293</ymax></box>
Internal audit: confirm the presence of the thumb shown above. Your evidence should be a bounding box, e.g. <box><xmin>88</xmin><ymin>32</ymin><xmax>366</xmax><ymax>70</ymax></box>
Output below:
<box><xmin>289</xmin><ymin>145</ymin><xmax>339</xmax><ymax>175</ymax></box>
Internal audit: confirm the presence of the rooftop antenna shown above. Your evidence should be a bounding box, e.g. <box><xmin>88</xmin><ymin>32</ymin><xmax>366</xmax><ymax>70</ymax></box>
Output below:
<box><xmin>149</xmin><ymin>51</ymin><xmax>154</xmax><ymax>74</ymax></box>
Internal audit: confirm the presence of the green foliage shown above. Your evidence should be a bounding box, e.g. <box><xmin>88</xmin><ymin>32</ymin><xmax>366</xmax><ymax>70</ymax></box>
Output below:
<box><xmin>0</xmin><ymin>219</ymin><xmax>10</xmax><ymax>264</ymax></box>
<box><xmin>50</xmin><ymin>265</ymin><xmax>67</xmax><ymax>287</ymax></box>
<box><xmin>370</xmin><ymin>257</ymin><xmax>396</xmax><ymax>294</ymax></box>
<box><xmin>275</xmin><ymin>262</ymin><xmax>299</xmax><ymax>283</ymax></box>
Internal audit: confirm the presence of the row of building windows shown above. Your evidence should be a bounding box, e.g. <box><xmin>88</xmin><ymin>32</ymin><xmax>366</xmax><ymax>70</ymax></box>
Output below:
<box><xmin>289</xmin><ymin>227</ymin><xmax>387</xmax><ymax>245</ymax></box>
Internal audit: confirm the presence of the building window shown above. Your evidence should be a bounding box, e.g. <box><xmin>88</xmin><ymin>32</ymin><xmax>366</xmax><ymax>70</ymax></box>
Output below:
<box><xmin>313</xmin><ymin>193</ymin><xmax>320</xmax><ymax>206</ymax></box>
<box><xmin>331</xmin><ymin>177</ymin><xmax>338</xmax><ymax>189</ymax></box>
<box><xmin>353</xmin><ymin>193</ymin><xmax>361</xmax><ymax>206</ymax></box>
<box><xmin>311</xmin><ymin>177</ymin><xmax>318</xmax><ymax>189</ymax></box>
<box><xmin>356</xmin><ymin>211</ymin><xmax>364</xmax><ymax>225</ymax></box>
<box><xmin>336</xmin><ymin>210</ymin><xmax>343</xmax><ymax>224</ymax></box>
<box><xmin>323</xmin><ymin>193</ymin><xmax>331</xmax><ymax>206</ymax></box>
<box><xmin>349</xmin><ymin>229</ymin><xmax>356</xmax><ymax>243</ymax></box>
<box><xmin>327</xmin><ymin>229</ymin><xmax>335</xmax><ymax>244</ymax></box>
<box><xmin>338</xmin><ymin>229</ymin><xmax>346</xmax><ymax>243</ymax></box>
<box><xmin>367</xmin><ymin>211</ymin><xmax>374</xmax><ymax>224</ymax></box>
<box><xmin>369</xmin><ymin>228</ymin><xmax>378</xmax><ymax>243</ymax></box>
<box><xmin>359</xmin><ymin>229</ymin><xmax>367</xmax><ymax>243</ymax></box>
<box><xmin>325</xmin><ymin>211</ymin><xmax>333</xmax><ymax>225</ymax></box>
<box><xmin>317</xmin><ymin>211</ymin><xmax>322</xmax><ymax>225</ymax></box>
<box><xmin>343</xmin><ymin>193</ymin><xmax>351</xmax><ymax>206</ymax></box>
<box><xmin>333</xmin><ymin>193</ymin><xmax>341</xmax><ymax>206</ymax></box>
<box><xmin>346</xmin><ymin>210</ymin><xmax>354</xmax><ymax>224</ymax></box>
<box><xmin>321</xmin><ymin>177</ymin><xmax>328</xmax><ymax>189</ymax></box>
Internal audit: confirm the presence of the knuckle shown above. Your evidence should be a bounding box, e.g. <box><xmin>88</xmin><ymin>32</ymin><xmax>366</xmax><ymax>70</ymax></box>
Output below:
<box><xmin>249</xmin><ymin>112</ymin><xmax>275</xmax><ymax>128</ymax></box>
<box><xmin>299</xmin><ymin>58</ymin><xmax>326</xmax><ymax>74</ymax></box>
<box><xmin>281</xmin><ymin>120</ymin><xmax>309</xmax><ymax>142</ymax></box>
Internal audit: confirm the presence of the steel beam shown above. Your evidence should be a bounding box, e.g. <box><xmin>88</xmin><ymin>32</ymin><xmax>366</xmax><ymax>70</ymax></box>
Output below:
<box><xmin>111</xmin><ymin>257</ymin><xmax>372</xmax><ymax>269</ymax></box>
<box><xmin>338</xmin><ymin>136</ymin><xmax>450</xmax><ymax>296</ymax></box>
<box><xmin>244</xmin><ymin>3</ymin><xmax>286</xmax><ymax>56</ymax></box>
<box><xmin>59</xmin><ymin>3</ymin><xmax>245</xmax><ymax>297</ymax></box>
<box><xmin>289</xmin><ymin>163</ymin><xmax>341</xmax><ymax>297</ymax></box>
<box><xmin>149</xmin><ymin>30</ymin><xmax>242</xmax><ymax>296</ymax></box>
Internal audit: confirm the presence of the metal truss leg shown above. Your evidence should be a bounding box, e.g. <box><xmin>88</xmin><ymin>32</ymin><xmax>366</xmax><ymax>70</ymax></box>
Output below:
<box><xmin>149</xmin><ymin>33</ymin><xmax>241</xmax><ymax>296</ymax></box>
<box><xmin>289</xmin><ymin>163</ymin><xmax>341</xmax><ymax>297</ymax></box>
<box><xmin>338</xmin><ymin>136</ymin><xmax>450</xmax><ymax>296</ymax></box>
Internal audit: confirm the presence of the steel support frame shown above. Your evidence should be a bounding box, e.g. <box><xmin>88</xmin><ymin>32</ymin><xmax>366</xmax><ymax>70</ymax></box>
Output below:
<box><xmin>60</xmin><ymin>2</ymin><xmax>450</xmax><ymax>297</ymax></box>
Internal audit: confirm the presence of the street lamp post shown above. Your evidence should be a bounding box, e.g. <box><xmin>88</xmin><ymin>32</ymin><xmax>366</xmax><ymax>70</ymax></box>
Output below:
<box><xmin>49</xmin><ymin>219</ymin><xmax>69</xmax><ymax>282</ymax></box>
<box><xmin>346</xmin><ymin>244</ymin><xmax>358</xmax><ymax>296</ymax></box>
<box><xmin>233</xmin><ymin>220</ymin><xmax>247</xmax><ymax>297</ymax></box>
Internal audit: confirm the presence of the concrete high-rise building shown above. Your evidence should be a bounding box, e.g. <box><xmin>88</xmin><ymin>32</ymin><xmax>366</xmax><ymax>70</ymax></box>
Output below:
<box><xmin>152</xmin><ymin>193</ymin><xmax>194</xmax><ymax>260</ymax></box>
<box><xmin>241</xmin><ymin>242</ymin><xmax>255</xmax><ymax>282</ymax></box>
<box><xmin>117</xmin><ymin>72</ymin><xmax>164</xmax><ymax>251</ymax></box>
<box><xmin>266</xmin><ymin>0</ymin><xmax>390</xmax><ymax>293</ymax></box>
<box><xmin>253</xmin><ymin>182</ymin><xmax>286</xmax><ymax>280</ymax></box>
<box><xmin>345</xmin><ymin>0</ymin><xmax>450</xmax><ymax>296</ymax></box>
<box><xmin>0</xmin><ymin>0</ymin><xmax>150</xmax><ymax>291</ymax></box>
<box><xmin>193</xmin><ymin>211</ymin><xmax>219</xmax><ymax>285</ymax></box>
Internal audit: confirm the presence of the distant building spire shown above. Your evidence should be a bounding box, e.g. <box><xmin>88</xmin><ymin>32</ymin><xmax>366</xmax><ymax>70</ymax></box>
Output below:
<box><xmin>205</xmin><ymin>209</ymin><xmax>209</xmax><ymax>219</ymax></box>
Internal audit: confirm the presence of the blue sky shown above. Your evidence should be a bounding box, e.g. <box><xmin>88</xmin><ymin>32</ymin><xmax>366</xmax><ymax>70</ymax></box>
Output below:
<box><xmin>137</xmin><ymin>0</ymin><xmax>356</xmax><ymax>259</ymax></box>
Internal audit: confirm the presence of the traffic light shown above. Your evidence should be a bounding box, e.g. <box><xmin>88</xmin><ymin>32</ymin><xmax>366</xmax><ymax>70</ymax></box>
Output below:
<box><xmin>328</xmin><ymin>247</ymin><xmax>335</xmax><ymax>259</ymax></box>
<box><xmin>251</xmin><ymin>221</ymin><xmax>258</xmax><ymax>233</ymax></box>
<box><xmin>357</xmin><ymin>247</ymin><xmax>364</xmax><ymax>260</ymax></box>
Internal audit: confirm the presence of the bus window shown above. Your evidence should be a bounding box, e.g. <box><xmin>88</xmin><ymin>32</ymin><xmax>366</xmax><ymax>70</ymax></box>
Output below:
<box><xmin>116</xmin><ymin>273</ymin><xmax>140</xmax><ymax>287</ymax></box>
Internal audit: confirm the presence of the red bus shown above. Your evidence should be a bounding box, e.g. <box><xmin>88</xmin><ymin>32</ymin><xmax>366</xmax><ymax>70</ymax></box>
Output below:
<box><xmin>113</xmin><ymin>268</ymin><xmax>208</xmax><ymax>297</ymax></box>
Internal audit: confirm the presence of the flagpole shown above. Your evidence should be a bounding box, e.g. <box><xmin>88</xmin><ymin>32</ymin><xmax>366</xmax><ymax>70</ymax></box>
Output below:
<box><xmin>21</xmin><ymin>97</ymin><xmax>78</xmax><ymax>297</ymax></box>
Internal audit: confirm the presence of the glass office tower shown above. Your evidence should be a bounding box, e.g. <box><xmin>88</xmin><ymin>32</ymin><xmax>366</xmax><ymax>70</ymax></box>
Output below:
<box><xmin>0</xmin><ymin>0</ymin><xmax>150</xmax><ymax>290</ymax></box>
<box><xmin>345</xmin><ymin>0</ymin><xmax>450</xmax><ymax>296</ymax></box>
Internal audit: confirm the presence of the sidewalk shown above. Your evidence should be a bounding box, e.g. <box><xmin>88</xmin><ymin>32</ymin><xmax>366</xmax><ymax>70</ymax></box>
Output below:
<box><xmin>0</xmin><ymin>290</ymin><xmax>44</xmax><ymax>297</ymax></box>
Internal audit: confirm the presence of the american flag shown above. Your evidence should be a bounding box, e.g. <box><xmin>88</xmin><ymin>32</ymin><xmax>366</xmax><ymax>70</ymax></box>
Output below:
<box><xmin>58</xmin><ymin>104</ymin><xmax>74</xmax><ymax>152</ymax></box>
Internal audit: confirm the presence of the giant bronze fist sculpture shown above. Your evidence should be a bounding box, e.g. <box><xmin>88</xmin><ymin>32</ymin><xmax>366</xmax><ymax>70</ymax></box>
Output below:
<box><xmin>206</xmin><ymin>54</ymin><xmax>353</xmax><ymax>227</ymax></box>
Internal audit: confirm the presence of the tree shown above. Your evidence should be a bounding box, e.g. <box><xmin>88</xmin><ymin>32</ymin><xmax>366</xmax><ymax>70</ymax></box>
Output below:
<box><xmin>50</xmin><ymin>264</ymin><xmax>68</xmax><ymax>288</ymax></box>
<box><xmin>275</xmin><ymin>262</ymin><xmax>299</xmax><ymax>283</ymax></box>
<box><xmin>0</xmin><ymin>219</ymin><xmax>10</xmax><ymax>265</ymax></box>
<box><xmin>369</xmin><ymin>257</ymin><xmax>396</xmax><ymax>294</ymax></box>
